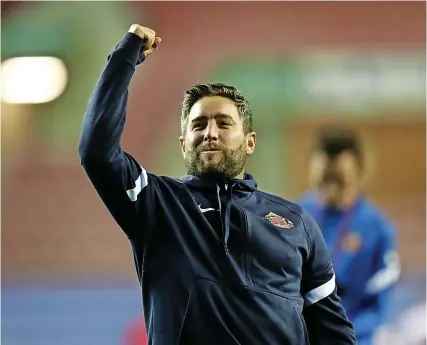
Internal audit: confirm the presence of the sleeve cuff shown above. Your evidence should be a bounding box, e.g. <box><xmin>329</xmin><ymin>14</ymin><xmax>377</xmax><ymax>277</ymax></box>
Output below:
<box><xmin>111</xmin><ymin>32</ymin><xmax>146</xmax><ymax>65</ymax></box>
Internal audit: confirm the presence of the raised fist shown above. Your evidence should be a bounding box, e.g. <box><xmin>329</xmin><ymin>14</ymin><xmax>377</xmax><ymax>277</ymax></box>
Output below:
<box><xmin>128</xmin><ymin>24</ymin><xmax>161</xmax><ymax>57</ymax></box>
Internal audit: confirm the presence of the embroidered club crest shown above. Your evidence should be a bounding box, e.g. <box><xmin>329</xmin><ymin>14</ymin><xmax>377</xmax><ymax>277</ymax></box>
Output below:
<box><xmin>264</xmin><ymin>212</ymin><xmax>294</xmax><ymax>229</ymax></box>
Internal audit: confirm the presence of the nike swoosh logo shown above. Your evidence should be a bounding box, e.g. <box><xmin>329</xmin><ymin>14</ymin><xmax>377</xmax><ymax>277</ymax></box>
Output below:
<box><xmin>198</xmin><ymin>205</ymin><xmax>217</xmax><ymax>213</ymax></box>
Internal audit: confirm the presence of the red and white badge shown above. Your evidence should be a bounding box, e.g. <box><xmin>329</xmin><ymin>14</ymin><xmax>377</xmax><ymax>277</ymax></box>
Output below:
<box><xmin>264</xmin><ymin>212</ymin><xmax>294</xmax><ymax>229</ymax></box>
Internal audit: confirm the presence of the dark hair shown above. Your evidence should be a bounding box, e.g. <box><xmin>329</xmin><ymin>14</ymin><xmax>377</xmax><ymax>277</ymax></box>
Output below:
<box><xmin>181</xmin><ymin>83</ymin><xmax>253</xmax><ymax>134</ymax></box>
<box><xmin>314</xmin><ymin>128</ymin><xmax>363</xmax><ymax>166</ymax></box>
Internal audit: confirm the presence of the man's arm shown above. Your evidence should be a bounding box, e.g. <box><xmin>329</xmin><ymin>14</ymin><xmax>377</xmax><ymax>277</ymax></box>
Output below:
<box><xmin>301</xmin><ymin>210</ymin><xmax>357</xmax><ymax>345</ymax></box>
<box><xmin>351</xmin><ymin>219</ymin><xmax>400</xmax><ymax>338</ymax></box>
<box><xmin>78</xmin><ymin>25</ymin><xmax>161</xmax><ymax>240</ymax></box>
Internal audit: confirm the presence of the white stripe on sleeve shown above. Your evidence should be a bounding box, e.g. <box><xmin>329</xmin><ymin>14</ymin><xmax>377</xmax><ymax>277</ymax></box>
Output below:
<box><xmin>126</xmin><ymin>167</ymin><xmax>148</xmax><ymax>202</ymax></box>
<box><xmin>304</xmin><ymin>274</ymin><xmax>336</xmax><ymax>307</ymax></box>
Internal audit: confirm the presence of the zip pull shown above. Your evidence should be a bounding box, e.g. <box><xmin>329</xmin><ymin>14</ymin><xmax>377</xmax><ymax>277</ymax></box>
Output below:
<box><xmin>224</xmin><ymin>242</ymin><xmax>229</xmax><ymax>252</ymax></box>
<box><xmin>225</xmin><ymin>183</ymin><xmax>228</xmax><ymax>191</ymax></box>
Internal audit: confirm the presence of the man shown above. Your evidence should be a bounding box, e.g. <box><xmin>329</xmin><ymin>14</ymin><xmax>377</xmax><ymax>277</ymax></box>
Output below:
<box><xmin>298</xmin><ymin>129</ymin><xmax>400</xmax><ymax>345</ymax></box>
<box><xmin>78</xmin><ymin>24</ymin><xmax>356</xmax><ymax>345</ymax></box>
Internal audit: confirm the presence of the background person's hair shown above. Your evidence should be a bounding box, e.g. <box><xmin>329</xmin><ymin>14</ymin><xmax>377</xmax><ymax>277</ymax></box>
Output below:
<box><xmin>314</xmin><ymin>128</ymin><xmax>364</xmax><ymax>168</ymax></box>
<box><xmin>181</xmin><ymin>83</ymin><xmax>253</xmax><ymax>135</ymax></box>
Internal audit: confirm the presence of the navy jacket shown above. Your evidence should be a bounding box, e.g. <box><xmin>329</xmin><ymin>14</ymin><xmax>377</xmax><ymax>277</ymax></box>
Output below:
<box><xmin>78</xmin><ymin>32</ymin><xmax>356</xmax><ymax>345</ymax></box>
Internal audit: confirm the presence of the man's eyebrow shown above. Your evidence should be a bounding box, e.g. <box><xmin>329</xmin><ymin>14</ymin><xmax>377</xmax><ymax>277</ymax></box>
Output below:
<box><xmin>191</xmin><ymin>113</ymin><xmax>235</xmax><ymax>123</ymax></box>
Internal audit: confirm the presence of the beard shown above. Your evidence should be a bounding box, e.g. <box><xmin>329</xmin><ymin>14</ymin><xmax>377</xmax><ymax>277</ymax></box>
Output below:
<box><xmin>183</xmin><ymin>140</ymin><xmax>248</xmax><ymax>179</ymax></box>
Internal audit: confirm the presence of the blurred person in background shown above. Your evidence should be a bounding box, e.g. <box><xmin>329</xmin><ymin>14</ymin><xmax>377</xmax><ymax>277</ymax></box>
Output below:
<box><xmin>78</xmin><ymin>24</ymin><xmax>356</xmax><ymax>345</ymax></box>
<box><xmin>298</xmin><ymin>129</ymin><xmax>401</xmax><ymax>345</ymax></box>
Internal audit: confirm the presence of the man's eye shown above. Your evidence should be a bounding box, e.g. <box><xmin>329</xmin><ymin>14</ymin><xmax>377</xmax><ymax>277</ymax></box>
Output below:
<box><xmin>219</xmin><ymin>121</ymin><xmax>231</xmax><ymax>127</ymax></box>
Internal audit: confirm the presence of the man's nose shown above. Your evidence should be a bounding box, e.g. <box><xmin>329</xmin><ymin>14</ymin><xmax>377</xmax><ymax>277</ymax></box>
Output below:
<box><xmin>203</xmin><ymin>121</ymin><xmax>219</xmax><ymax>141</ymax></box>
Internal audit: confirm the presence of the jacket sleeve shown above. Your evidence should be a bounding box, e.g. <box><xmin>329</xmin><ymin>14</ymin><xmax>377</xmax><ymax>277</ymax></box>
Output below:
<box><xmin>301</xmin><ymin>210</ymin><xmax>357</xmax><ymax>345</ymax></box>
<box><xmin>78</xmin><ymin>32</ymin><xmax>156</xmax><ymax>241</ymax></box>
<box><xmin>351</xmin><ymin>218</ymin><xmax>400</xmax><ymax>337</ymax></box>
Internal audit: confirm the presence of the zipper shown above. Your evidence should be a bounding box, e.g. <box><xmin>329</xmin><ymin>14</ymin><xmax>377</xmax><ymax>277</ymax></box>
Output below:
<box><xmin>220</xmin><ymin>214</ymin><xmax>229</xmax><ymax>253</ymax></box>
<box><xmin>222</xmin><ymin>182</ymin><xmax>230</xmax><ymax>252</ymax></box>
<box><xmin>242</xmin><ymin>209</ymin><xmax>253</xmax><ymax>286</ymax></box>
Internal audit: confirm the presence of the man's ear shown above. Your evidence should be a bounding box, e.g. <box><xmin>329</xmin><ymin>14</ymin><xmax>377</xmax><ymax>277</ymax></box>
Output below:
<box><xmin>179</xmin><ymin>136</ymin><xmax>185</xmax><ymax>157</ymax></box>
<box><xmin>246</xmin><ymin>132</ymin><xmax>256</xmax><ymax>156</ymax></box>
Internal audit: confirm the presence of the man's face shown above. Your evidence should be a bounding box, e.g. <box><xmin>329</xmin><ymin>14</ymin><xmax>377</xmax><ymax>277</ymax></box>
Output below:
<box><xmin>309</xmin><ymin>150</ymin><xmax>362</xmax><ymax>207</ymax></box>
<box><xmin>179</xmin><ymin>96</ymin><xmax>256</xmax><ymax>179</ymax></box>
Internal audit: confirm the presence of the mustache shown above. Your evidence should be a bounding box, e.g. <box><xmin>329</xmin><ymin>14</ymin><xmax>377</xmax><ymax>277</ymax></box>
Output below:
<box><xmin>198</xmin><ymin>144</ymin><xmax>224</xmax><ymax>152</ymax></box>
<box><xmin>321</xmin><ymin>174</ymin><xmax>345</xmax><ymax>186</ymax></box>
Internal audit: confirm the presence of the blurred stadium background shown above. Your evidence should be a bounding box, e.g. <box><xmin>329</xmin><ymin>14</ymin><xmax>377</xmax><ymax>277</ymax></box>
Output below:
<box><xmin>1</xmin><ymin>1</ymin><xmax>425</xmax><ymax>345</ymax></box>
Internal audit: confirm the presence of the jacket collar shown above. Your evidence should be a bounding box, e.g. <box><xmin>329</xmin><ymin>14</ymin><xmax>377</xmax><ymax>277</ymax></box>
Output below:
<box><xmin>181</xmin><ymin>172</ymin><xmax>257</xmax><ymax>191</ymax></box>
